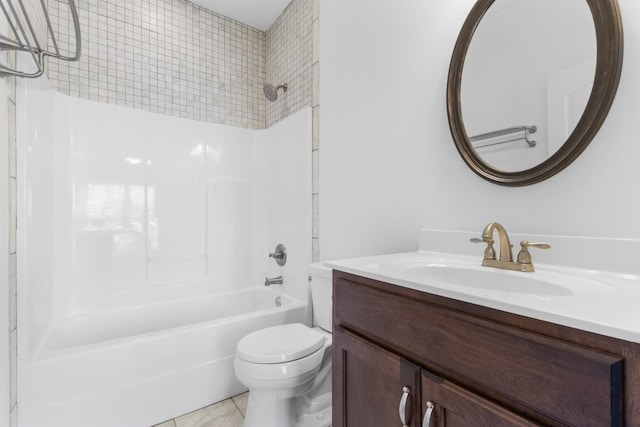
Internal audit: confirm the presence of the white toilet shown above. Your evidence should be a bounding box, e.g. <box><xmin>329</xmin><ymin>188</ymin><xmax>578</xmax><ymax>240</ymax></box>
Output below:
<box><xmin>234</xmin><ymin>263</ymin><xmax>332</xmax><ymax>427</ymax></box>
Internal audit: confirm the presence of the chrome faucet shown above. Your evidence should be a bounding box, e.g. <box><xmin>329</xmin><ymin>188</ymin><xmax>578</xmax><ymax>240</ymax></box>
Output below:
<box><xmin>264</xmin><ymin>276</ymin><xmax>283</xmax><ymax>286</ymax></box>
<box><xmin>471</xmin><ymin>222</ymin><xmax>550</xmax><ymax>272</ymax></box>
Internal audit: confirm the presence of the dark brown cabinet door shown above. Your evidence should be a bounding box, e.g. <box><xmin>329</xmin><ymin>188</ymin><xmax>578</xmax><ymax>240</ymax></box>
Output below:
<box><xmin>333</xmin><ymin>328</ymin><xmax>422</xmax><ymax>427</ymax></box>
<box><xmin>421</xmin><ymin>371</ymin><xmax>541</xmax><ymax>427</ymax></box>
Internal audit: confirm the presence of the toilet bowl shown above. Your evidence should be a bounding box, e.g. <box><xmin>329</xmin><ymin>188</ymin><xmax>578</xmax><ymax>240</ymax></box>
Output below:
<box><xmin>234</xmin><ymin>263</ymin><xmax>332</xmax><ymax>427</ymax></box>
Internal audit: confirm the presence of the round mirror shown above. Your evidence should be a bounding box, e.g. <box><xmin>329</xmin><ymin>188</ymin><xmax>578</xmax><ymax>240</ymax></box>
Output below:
<box><xmin>447</xmin><ymin>0</ymin><xmax>623</xmax><ymax>186</ymax></box>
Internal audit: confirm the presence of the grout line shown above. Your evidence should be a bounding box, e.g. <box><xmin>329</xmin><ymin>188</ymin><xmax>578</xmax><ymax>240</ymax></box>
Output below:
<box><xmin>159</xmin><ymin>396</ymin><xmax>245</xmax><ymax>426</ymax></box>
<box><xmin>231</xmin><ymin>393</ymin><xmax>248</xmax><ymax>419</ymax></box>
<box><xmin>231</xmin><ymin>398</ymin><xmax>245</xmax><ymax>419</ymax></box>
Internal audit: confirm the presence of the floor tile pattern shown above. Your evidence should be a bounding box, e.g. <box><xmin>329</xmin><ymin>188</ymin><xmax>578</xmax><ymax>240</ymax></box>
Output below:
<box><xmin>153</xmin><ymin>392</ymin><xmax>248</xmax><ymax>427</ymax></box>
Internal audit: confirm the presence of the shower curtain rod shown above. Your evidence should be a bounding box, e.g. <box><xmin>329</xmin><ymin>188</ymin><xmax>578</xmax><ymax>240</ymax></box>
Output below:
<box><xmin>470</xmin><ymin>125</ymin><xmax>537</xmax><ymax>149</ymax></box>
<box><xmin>0</xmin><ymin>0</ymin><xmax>81</xmax><ymax>78</ymax></box>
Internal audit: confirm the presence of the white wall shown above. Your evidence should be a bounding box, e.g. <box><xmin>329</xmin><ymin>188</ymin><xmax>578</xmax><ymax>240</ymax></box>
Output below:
<box><xmin>319</xmin><ymin>0</ymin><xmax>640</xmax><ymax>260</ymax></box>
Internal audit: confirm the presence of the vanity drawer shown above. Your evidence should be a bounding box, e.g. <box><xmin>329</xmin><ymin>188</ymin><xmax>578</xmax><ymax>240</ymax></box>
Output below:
<box><xmin>333</xmin><ymin>272</ymin><xmax>624</xmax><ymax>427</ymax></box>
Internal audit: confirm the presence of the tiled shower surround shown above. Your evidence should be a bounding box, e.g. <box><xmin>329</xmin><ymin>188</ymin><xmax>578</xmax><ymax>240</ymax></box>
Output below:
<box><xmin>46</xmin><ymin>0</ymin><xmax>317</xmax><ymax>132</ymax></box>
<box><xmin>266</xmin><ymin>0</ymin><xmax>313</xmax><ymax>127</ymax></box>
<box><xmin>47</xmin><ymin>0</ymin><xmax>267</xmax><ymax>128</ymax></box>
<box><xmin>3</xmin><ymin>52</ymin><xmax>18</xmax><ymax>427</ymax></box>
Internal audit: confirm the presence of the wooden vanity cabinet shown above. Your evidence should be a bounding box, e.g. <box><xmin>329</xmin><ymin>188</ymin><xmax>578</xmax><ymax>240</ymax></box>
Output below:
<box><xmin>334</xmin><ymin>328</ymin><xmax>422</xmax><ymax>426</ymax></box>
<box><xmin>420</xmin><ymin>370</ymin><xmax>541</xmax><ymax>427</ymax></box>
<box><xmin>333</xmin><ymin>271</ymin><xmax>640</xmax><ymax>427</ymax></box>
<box><xmin>334</xmin><ymin>327</ymin><xmax>534</xmax><ymax>427</ymax></box>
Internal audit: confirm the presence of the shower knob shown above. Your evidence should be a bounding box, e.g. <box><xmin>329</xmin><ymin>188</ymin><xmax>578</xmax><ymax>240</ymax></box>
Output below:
<box><xmin>268</xmin><ymin>244</ymin><xmax>287</xmax><ymax>266</ymax></box>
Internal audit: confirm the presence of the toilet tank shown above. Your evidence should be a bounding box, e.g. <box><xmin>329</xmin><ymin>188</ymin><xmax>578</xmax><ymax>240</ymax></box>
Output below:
<box><xmin>308</xmin><ymin>262</ymin><xmax>333</xmax><ymax>331</ymax></box>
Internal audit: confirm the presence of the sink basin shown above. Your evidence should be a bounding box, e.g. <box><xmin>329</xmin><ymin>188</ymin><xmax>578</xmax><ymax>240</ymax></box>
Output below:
<box><xmin>402</xmin><ymin>263</ymin><xmax>573</xmax><ymax>297</ymax></box>
<box><xmin>380</xmin><ymin>256</ymin><xmax>619</xmax><ymax>299</ymax></box>
<box><xmin>326</xmin><ymin>236</ymin><xmax>640</xmax><ymax>344</ymax></box>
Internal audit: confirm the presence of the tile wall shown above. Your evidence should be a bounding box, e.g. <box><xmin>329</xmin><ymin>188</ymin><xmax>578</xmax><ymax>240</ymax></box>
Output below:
<box><xmin>265</xmin><ymin>0</ymin><xmax>313</xmax><ymax>127</ymax></box>
<box><xmin>311</xmin><ymin>0</ymin><xmax>320</xmax><ymax>261</ymax></box>
<box><xmin>5</xmin><ymin>48</ymin><xmax>18</xmax><ymax>427</ymax></box>
<box><xmin>45</xmin><ymin>0</ymin><xmax>321</xmax><ymax>132</ymax></box>
<box><xmin>47</xmin><ymin>0</ymin><xmax>266</xmax><ymax>129</ymax></box>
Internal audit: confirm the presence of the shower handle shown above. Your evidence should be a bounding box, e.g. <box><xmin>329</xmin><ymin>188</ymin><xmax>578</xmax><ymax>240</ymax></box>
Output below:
<box><xmin>268</xmin><ymin>244</ymin><xmax>287</xmax><ymax>266</ymax></box>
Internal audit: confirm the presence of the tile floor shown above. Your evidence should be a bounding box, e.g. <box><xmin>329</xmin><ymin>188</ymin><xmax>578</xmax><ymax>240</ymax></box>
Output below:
<box><xmin>152</xmin><ymin>392</ymin><xmax>248</xmax><ymax>427</ymax></box>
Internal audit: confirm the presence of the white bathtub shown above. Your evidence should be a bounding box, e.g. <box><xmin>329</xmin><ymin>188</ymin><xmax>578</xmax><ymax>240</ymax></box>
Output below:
<box><xmin>18</xmin><ymin>82</ymin><xmax>312</xmax><ymax>427</ymax></box>
<box><xmin>20</xmin><ymin>287</ymin><xmax>305</xmax><ymax>427</ymax></box>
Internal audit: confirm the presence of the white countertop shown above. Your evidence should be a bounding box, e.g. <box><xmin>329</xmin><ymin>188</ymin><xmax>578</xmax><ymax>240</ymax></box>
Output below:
<box><xmin>326</xmin><ymin>250</ymin><xmax>640</xmax><ymax>344</ymax></box>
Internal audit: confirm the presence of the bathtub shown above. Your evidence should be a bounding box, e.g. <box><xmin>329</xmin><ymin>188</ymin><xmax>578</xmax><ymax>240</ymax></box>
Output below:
<box><xmin>19</xmin><ymin>287</ymin><xmax>306</xmax><ymax>427</ymax></box>
<box><xmin>18</xmin><ymin>83</ymin><xmax>312</xmax><ymax>427</ymax></box>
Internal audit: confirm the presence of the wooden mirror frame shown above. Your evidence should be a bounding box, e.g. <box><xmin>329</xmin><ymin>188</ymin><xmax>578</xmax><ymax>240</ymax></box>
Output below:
<box><xmin>447</xmin><ymin>0</ymin><xmax>623</xmax><ymax>186</ymax></box>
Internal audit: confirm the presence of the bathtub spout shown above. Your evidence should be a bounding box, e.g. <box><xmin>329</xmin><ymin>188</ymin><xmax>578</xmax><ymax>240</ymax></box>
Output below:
<box><xmin>264</xmin><ymin>276</ymin><xmax>284</xmax><ymax>286</ymax></box>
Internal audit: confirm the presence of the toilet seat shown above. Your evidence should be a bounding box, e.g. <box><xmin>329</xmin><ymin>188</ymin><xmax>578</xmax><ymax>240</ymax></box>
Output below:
<box><xmin>237</xmin><ymin>323</ymin><xmax>325</xmax><ymax>364</ymax></box>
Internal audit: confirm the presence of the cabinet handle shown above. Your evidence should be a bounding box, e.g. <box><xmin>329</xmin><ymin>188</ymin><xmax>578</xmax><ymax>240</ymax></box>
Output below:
<box><xmin>422</xmin><ymin>401</ymin><xmax>435</xmax><ymax>427</ymax></box>
<box><xmin>399</xmin><ymin>386</ymin><xmax>411</xmax><ymax>427</ymax></box>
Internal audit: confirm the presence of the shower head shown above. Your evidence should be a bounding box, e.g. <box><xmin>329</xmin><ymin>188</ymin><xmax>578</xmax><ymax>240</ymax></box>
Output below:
<box><xmin>263</xmin><ymin>83</ymin><xmax>288</xmax><ymax>102</ymax></box>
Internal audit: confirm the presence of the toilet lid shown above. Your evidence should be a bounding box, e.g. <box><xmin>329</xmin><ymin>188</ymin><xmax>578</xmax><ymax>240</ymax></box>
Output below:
<box><xmin>237</xmin><ymin>323</ymin><xmax>325</xmax><ymax>364</ymax></box>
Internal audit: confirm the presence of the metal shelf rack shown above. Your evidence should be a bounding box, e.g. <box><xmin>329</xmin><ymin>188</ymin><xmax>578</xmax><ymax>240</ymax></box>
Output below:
<box><xmin>0</xmin><ymin>0</ymin><xmax>81</xmax><ymax>78</ymax></box>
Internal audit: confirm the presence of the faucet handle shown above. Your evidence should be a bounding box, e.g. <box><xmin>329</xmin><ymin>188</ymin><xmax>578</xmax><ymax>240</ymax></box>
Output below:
<box><xmin>470</xmin><ymin>237</ymin><xmax>496</xmax><ymax>260</ymax></box>
<box><xmin>268</xmin><ymin>243</ymin><xmax>287</xmax><ymax>266</ymax></box>
<box><xmin>517</xmin><ymin>241</ymin><xmax>551</xmax><ymax>264</ymax></box>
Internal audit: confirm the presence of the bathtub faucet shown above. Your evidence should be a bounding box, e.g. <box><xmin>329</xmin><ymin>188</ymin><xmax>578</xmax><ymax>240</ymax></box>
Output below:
<box><xmin>264</xmin><ymin>276</ymin><xmax>284</xmax><ymax>286</ymax></box>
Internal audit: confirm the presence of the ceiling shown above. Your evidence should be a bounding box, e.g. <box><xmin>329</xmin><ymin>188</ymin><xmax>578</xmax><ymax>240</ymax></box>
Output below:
<box><xmin>189</xmin><ymin>0</ymin><xmax>293</xmax><ymax>32</ymax></box>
